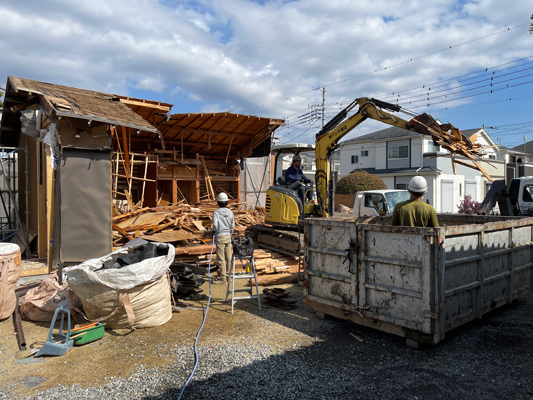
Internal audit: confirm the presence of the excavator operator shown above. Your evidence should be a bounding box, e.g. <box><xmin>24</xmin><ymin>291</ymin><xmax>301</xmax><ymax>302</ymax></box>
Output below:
<box><xmin>286</xmin><ymin>155</ymin><xmax>313</xmax><ymax>203</ymax></box>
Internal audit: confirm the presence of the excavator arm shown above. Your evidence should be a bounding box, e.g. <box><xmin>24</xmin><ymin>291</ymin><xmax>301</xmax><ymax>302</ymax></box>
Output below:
<box><xmin>315</xmin><ymin>97</ymin><xmax>493</xmax><ymax>217</ymax></box>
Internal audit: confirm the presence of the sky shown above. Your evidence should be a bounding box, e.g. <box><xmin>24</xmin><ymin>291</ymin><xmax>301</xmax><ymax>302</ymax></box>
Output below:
<box><xmin>0</xmin><ymin>0</ymin><xmax>532</xmax><ymax>148</ymax></box>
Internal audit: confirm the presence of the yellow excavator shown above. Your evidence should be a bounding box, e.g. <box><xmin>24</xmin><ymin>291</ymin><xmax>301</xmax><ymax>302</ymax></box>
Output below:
<box><xmin>253</xmin><ymin>97</ymin><xmax>491</xmax><ymax>254</ymax></box>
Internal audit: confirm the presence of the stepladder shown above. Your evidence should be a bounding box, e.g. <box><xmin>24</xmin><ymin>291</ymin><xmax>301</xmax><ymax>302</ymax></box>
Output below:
<box><xmin>225</xmin><ymin>240</ymin><xmax>261</xmax><ymax>314</ymax></box>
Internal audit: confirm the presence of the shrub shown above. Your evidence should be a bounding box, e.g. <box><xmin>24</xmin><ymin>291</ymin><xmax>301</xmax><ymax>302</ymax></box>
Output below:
<box><xmin>335</xmin><ymin>171</ymin><xmax>387</xmax><ymax>195</ymax></box>
<box><xmin>457</xmin><ymin>195</ymin><xmax>481</xmax><ymax>214</ymax></box>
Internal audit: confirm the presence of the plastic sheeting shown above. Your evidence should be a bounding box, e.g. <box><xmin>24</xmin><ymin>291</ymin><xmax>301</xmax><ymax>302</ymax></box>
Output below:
<box><xmin>241</xmin><ymin>156</ymin><xmax>271</xmax><ymax>208</ymax></box>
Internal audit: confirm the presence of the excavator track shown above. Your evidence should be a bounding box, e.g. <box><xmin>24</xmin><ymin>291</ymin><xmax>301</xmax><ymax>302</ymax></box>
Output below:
<box><xmin>246</xmin><ymin>225</ymin><xmax>304</xmax><ymax>257</ymax></box>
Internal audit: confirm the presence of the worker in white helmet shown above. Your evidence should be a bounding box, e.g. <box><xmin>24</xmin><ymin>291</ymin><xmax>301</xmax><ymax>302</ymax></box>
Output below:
<box><xmin>391</xmin><ymin>176</ymin><xmax>439</xmax><ymax>227</ymax></box>
<box><xmin>212</xmin><ymin>192</ymin><xmax>235</xmax><ymax>284</ymax></box>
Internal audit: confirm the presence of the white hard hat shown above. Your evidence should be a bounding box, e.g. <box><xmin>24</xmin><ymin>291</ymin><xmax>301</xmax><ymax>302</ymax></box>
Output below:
<box><xmin>408</xmin><ymin>176</ymin><xmax>428</xmax><ymax>194</ymax></box>
<box><xmin>217</xmin><ymin>193</ymin><xmax>229</xmax><ymax>202</ymax></box>
<box><xmin>292</xmin><ymin>155</ymin><xmax>302</xmax><ymax>162</ymax></box>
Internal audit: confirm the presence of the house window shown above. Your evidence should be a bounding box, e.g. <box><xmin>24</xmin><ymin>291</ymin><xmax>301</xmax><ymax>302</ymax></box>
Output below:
<box><xmin>361</xmin><ymin>150</ymin><xmax>369</xmax><ymax>157</ymax></box>
<box><xmin>388</xmin><ymin>145</ymin><xmax>409</xmax><ymax>159</ymax></box>
<box><xmin>396</xmin><ymin>183</ymin><xmax>407</xmax><ymax>190</ymax></box>
<box><xmin>510</xmin><ymin>156</ymin><xmax>516</xmax><ymax>163</ymax></box>
<box><xmin>428</xmin><ymin>142</ymin><xmax>440</xmax><ymax>152</ymax></box>
<box><xmin>334</xmin><ymin>164</ymin><xmax>340</xmax><ymax>172</ymax></box>
<box><xmin>351</xmin><ymin>155</ymin><xmax>359</xmax><ymax>164</ymax></box>
<box><xmin>488</xmin><ymin>154</ymin><xmax>496</xmax><ymax>160</ymax></box>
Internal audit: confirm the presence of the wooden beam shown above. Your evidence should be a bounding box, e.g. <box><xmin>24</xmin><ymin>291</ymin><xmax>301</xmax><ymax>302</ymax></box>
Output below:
<box><xmin>10</xmin><ymin>97</ymin><xmax>39</xmax><ymax>113</ymax></box>
<box><xmin>225</xmin><ymin>134</ymin><xmax>234</xmax><ymax>163</ymax></box>
<box><xmin>121</xmin><ymin>126</ymin><xmax>131</xmax><ymax>178</ymax></box>
<box><xmin>167</xmin><ymin>126</ymin><xmax>253</xmax><ymax>141</ymax></box>
<box><xmin>119</xmin><ymin>98</ymin><xmax>171</xmax><ymax>112</ymax></box>
<box><xmin>199</xmin><ymin>154</ymin><xmax>215</xmax><ymax>200</ymax></box>
<box><xmin>112</xmin><ymin>173</ymin><xmax>156</xmax><ymax>182</ymax></box>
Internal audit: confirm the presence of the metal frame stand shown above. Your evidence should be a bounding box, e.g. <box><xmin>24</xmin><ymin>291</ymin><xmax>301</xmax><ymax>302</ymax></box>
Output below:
<box><xmin>0</xmin><ymin>145</ymin><xmax>31</xmax><ymax>258</ymax></box>
<box><xmin>225</xmin><ymin>252</ymin><xmax>261</xmax><ymax>314</ymax></box>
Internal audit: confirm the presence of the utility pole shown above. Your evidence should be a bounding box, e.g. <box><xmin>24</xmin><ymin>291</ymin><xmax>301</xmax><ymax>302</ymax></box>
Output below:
<box><xmin>322</xmin><ymin>87</ymin><xmax>326</xmax><ymax>128</ymax></box>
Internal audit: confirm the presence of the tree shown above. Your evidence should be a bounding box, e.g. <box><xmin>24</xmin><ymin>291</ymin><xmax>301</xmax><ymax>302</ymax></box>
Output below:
<box><xmin>531</xmin><ymin>14</ymin><xmax>533</xmax><ymax>34</ymax></box>
<box><xmin>335</xmin><ymin>170</ymin><xmax>387</xmax><ymax>195</ymax></box>
<box><xmin>457</xmin><ymin>195</ymin><xmax>481</xmax><ymax>214</ymax></box>
<box><xmin>0</xmin><ymin>88</ymin><xmax>3</xmax><ymax>108</ymax></box>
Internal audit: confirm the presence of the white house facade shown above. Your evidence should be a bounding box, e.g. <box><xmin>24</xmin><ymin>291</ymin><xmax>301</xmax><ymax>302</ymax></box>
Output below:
<box><xmin>339</xmin><ymin>126</ymin><xmax>505</xmax><ymax>213</ymax></box>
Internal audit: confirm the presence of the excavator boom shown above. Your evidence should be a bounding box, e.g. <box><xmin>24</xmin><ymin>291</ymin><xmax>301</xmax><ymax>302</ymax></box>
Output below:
<box><xmin>315</xmin><ymin>97</ymin><xmax>494</xmax><ymax>217</ymax></box>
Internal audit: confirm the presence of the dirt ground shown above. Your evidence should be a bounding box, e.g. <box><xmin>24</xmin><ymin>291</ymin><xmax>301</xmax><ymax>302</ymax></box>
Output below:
<box><xmin>0</xmin><ymin>280</ymin><xmax>314</xmax><ymax>399</ymax></box>
<box><xmin>1</xmin><ymin>278</ymin><xmax>532</xmax><ymax>399</ymax></box>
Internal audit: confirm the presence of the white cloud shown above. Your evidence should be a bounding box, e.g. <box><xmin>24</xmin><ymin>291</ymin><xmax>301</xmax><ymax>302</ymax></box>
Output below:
<box><xmin>0</xmin><ymin>0</ymin><xmax>531</xmax><ymax>144</ymax></box>
<box><xmin>134</xmin><ymin>76</ymin><xmax>166</xmax><ymax>92</ymax></box>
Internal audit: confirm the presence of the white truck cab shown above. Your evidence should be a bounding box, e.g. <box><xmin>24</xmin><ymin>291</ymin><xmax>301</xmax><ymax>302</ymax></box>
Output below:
<box><xmin>352</xmin><ymin>190</ymin><xmax>410</xmax><ymax>217</ymax></box>
<box><xmin>508</xmin><ymin>177</ymin><xmax>533</xmax><ymax>216</ymax></box>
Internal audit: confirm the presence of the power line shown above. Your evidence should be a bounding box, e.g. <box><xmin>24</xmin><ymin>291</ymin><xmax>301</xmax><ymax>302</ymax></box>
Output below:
<box><xmin>382</xmin><ymin>61</ymin><xmax>533</xmax><ymax>104</ymax></box>
<box><xmin>379</xmin><ymin>55</ymin><xmax>533</xmax><ymax>100</ymax></box>
<box><xmin>406</xmin><ymin>78</ymin><xmax>533</xmax><ymax>109</ymax></box>
<box><xmin>240</xmin><ymin>22</ymin><xmax>529</xmax><ymax>115</ymax></box>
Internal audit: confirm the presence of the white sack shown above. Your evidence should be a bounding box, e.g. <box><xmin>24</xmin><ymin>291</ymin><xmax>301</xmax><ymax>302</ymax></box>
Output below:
<box><xmin>65</xmin><ymin>243</ymin><xmax>175</xmax><ymax>290</ymax></box>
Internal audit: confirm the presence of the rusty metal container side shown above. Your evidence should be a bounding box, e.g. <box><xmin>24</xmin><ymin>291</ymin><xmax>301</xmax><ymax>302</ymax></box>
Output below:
<box><xmin>303</xmin><ymin>215</ymin><xmax>533</xmax><ymax>345</ymax></box>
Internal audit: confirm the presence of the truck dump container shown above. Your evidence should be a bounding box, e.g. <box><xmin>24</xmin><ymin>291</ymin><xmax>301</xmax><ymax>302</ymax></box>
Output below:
<box><xmin>303</xmin><ymin>215</ymin><xmax>533</xmax><ymax>346</ymax></box>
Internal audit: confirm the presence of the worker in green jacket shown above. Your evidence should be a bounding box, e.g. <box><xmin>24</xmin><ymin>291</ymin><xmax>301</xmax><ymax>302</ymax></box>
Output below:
<box><xmin>391</xmin><ymin>176</ymin><xmax>439</xmax><ymax>228</ymax></box>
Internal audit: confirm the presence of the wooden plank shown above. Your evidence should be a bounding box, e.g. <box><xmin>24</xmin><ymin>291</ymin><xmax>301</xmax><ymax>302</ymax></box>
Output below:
<box><xmin>250</xmin><ymin>273</ymin><xmax>298</xmax><ymax>286</ymax></box>
<box><xmin>112</xmin><ymin>223</ymin><xmax>134</xmax><ymax>241</ymax></box>
<box><xmin>20</xmin><ymin>266</ymin><xmax>50</xmax><ymax>277</ymax></box>
<box><xmin>119</xmin><ymin>98</ymin><xmax>170</xmax><ymax>112</ymax></box>
<box><xmin>116</xmin><ymin>212</ymin><xmax>170</xmax><ymax>230</ymax></box>
<box><xmin>192</xmin><ymin>220</ymin><xmax>206</xmax><ymax>231</ymax></box>
<box><xmin>175</xmin><ymin>243</ymin><xmax>214</xmax><ymax>255</ymax></box>
<box><xmin>10</xmin><ymin>97</ymin><xmax>39</xmax><ymax>113</ymax></box>
<box><xmin>140</xmin><ymin>230</ymin><xmax>201</xmax><ymax>242</ymax></box>
<box><xmin>112</xmin><ymin>173</ymin><xmax>156</xmax><ymax>183</ymax></box>
<box><xmin>199</xmin><ymin>155</ymin><xmax>215</xmax><ymax>200</ymax></box>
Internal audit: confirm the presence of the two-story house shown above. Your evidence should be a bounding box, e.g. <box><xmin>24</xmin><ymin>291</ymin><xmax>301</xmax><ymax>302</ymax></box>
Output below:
<box><xmin>339</xmin><ymin>126</ymin><xmax>505</xmax><ymax>213</ymax></box>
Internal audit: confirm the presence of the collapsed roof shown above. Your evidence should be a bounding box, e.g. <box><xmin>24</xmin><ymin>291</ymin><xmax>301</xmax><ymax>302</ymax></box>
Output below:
<box><xmin>1</xmin><ymin>77</ymin><xmax>285</xmax><ymax>158</ymax></box>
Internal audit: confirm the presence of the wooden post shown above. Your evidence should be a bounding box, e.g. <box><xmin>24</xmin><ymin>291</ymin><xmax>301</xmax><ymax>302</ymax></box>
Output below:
<box><xmin>180</xmin><ymin>128</ymin><xmax>184</xmax><ymax>162</ymax></box>
<box><xmin>225</xmin><ymin>134</ymin><xmax>234</xmax><ymax>163</ymax></box>
<box><xmin>199</xmin><ymin>155</ymin><xmax>215</xmax><ymax>200</ymax></box>
<box><xmin>121</xmin><ymin>126</ymin><xmax>131</xmax><ymax>178</ymax></box>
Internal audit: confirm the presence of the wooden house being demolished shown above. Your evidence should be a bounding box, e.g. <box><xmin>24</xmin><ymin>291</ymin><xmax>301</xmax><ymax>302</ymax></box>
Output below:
<box><xmin>0</xmin><ymin>76</ymin><xmax>284</xmax><ymax>273</ymax></box>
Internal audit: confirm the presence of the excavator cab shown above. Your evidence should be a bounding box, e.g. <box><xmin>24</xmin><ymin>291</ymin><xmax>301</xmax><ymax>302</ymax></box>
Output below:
<box><xmin>265</xmin><ymin>143</ymin><xmax>319</xmax><ymax>228</ymax></box>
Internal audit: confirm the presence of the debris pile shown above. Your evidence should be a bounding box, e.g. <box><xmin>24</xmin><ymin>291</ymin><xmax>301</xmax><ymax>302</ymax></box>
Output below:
<box><xmin>247</xmin><ymin>248</ymin><xmax>300</xmax><ymax>286</ymax></box>
<box><xmin>112</xmin><ymin>203</ymin><xmax>265</xmax><ymax>252</ymax></box>
<box><xmin>262</xmin><ymin>288</ymin><xmax>297</xmax><ymax>310</ymax></box>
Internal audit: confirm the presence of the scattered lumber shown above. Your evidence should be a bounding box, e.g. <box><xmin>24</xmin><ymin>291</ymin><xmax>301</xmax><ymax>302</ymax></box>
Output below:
<box><xmin>112</xmin><ymin>202</ymin><xmax>265</xmax><ymax>254</ymax></box>
<box><xmin>250</xmin><ymin>273</ymin><xmax>298</xmax><ymax>286</ymax></box>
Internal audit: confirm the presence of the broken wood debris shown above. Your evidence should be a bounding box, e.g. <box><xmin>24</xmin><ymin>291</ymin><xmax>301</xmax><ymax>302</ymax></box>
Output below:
<box><xmin>406</xmin><ymin>113</ymin><xmax>495</xmax><ymax>181</ymax></box>
<box><xmin>262</xmin><ymin>288</ymin><xmax>297</xmax><ymax>310</ymax></box>
<box><xmin>112</xmin><ymin>202</ymin><xmax>266</xmax><ymax>252</ymax></box>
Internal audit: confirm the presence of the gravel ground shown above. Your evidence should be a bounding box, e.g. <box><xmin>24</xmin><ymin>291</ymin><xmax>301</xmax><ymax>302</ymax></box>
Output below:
<box><xmin>2</xmin><ymin>285</ymin><xmax>532</xmax><ymax>400</ymax></box>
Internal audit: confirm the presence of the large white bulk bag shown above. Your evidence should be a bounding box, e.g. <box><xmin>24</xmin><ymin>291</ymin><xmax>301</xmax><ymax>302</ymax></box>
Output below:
<box><xmin>65</xmin><ymin>242</ymin><xmax>175</xmax><ymax>330</ymax></box>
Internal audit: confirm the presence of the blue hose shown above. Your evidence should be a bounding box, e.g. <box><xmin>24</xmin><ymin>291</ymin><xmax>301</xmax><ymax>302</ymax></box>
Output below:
<box><xmin>178</xmin><ymin>234</ymin><xmax>215</xmax><ymax>400</ymax></box>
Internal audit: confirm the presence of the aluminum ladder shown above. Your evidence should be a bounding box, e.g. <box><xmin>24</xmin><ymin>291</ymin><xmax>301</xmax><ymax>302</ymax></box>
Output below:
<box><xmin>225</xmin><ymin>252</ymin><xmax>261</xmax><ymax>314</ymax></box>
